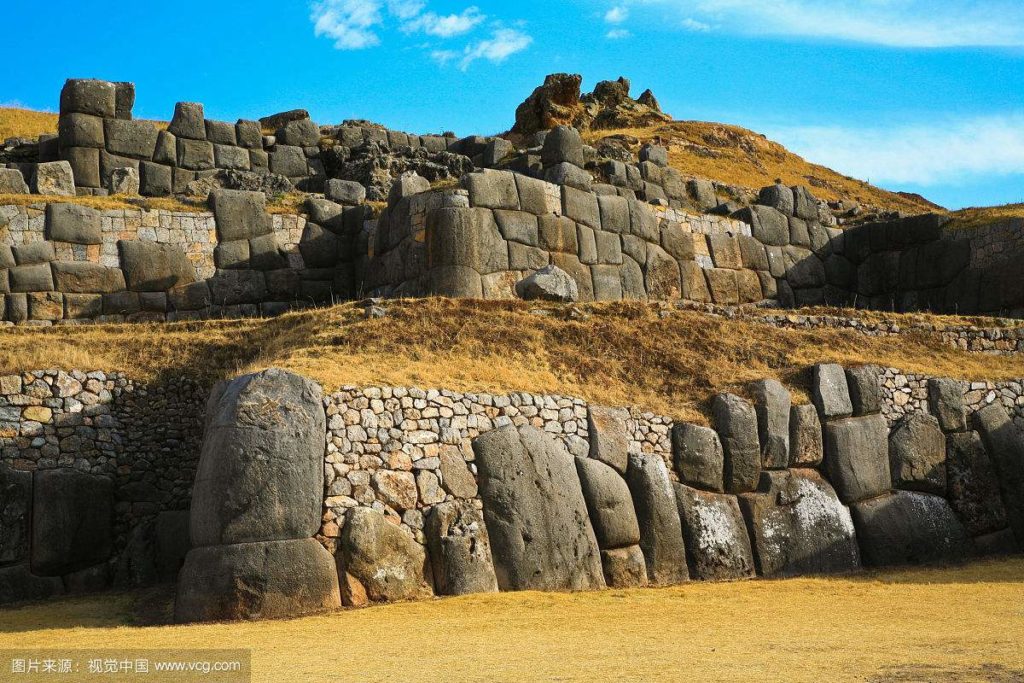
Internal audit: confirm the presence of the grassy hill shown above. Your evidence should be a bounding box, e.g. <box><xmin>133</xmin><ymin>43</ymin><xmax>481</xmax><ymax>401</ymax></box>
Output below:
<box><xmin>0</xmin><ymin>107</ymin><xmax>58</xmax><ymax>141</ymax></box>
<box><xmin>583</xmin><ymin>121</ymin><xmax>940</xmax><ymax>215</ymax></box>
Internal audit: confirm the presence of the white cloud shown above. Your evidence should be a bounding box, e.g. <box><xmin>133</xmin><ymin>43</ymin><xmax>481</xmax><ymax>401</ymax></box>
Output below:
<box><xmin>311</xmin><ymin>0</ymin><xmax>383</xmax><ymax>49</ymax></box>
<box><xmin>605</xmin><ymin>6</ymin><xmax>629</xmax><ymax>23</ymax></box>
<box><xmin>765</xmin><ymin>114</ymin><xmax>1024</xmax><ymax>186</ymax></box>
<box><xmin>460</xmin><ymin>28</ymin><xmax>533</xmax><ymax>69</ymax></box>
<box><xmin>403</xmin><ymin>7</ymin><xmax>485</xmax><ymax>37</ymax></box>
<box><xmin>680</xmin><ymin>17</ymin><xmax>710</xmax><ymax>32</ymax></box>
<box><xmin>606</xmin><ymin>28</ymin><xmax>631</xmax><ymax>39</ymax></box>
<box><xmin>387</xmin><ymin>0</ymin><xmax>424</xmax><ymax>19</ymax></box>
<box><xmin>430</xmin><ymin>49</ymin><xmax>459</xmax><ymax>65</ymax></box>
<box><xmin>640</xmin><ymin>0</ymin><xmax>1024</xmax><ymax>48</ymax></box>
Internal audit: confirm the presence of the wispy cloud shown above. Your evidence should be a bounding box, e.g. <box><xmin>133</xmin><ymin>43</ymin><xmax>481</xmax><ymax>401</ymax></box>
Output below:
<box><xmin>604</xmin><ymin>6</ymin><xmax>628</xmax><ymax>23</ymax></box>
<box><xmin>635</xmin><ymin>0</ymin><xmax>1024</xmax><ymax>48</ymax></box>
<box><xmin>606</xmin><ymin>28</ymin><xmax>631</xmax><ymax>39</ymax></box>
<box><xmin>311</xmin><ymin>0</ymin><xmax>531</xmax><ymax>67</ymax></box>
<box><xmin>311</xmin><ymin>0</ymin><xmax>383</xmax><ymax>49</ymax></box>
<box><xmin>460</xmin><ymin>28</ymin><xmax>533</xmax><ymax>69</ymax></box>
<box><xmin>403</xmin><ymin>7</ymin><xmax>485</xmax><ymax>37</ymax></box>
<box><xmin>765</xmin><ymin>114</ymin><xmax>1024</xmax><ymax>186</ymax></box>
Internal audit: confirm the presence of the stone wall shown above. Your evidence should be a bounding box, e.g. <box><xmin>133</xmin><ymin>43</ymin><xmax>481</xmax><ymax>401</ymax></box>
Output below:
<box><xmin>0</xmin><ymin>192</ymin><xmax>362</xmax><ymax>323</ymax></box>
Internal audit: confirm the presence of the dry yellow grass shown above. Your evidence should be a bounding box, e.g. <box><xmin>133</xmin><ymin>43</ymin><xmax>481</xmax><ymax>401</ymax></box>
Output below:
<box><xmin>0</xmin><ymin>107</ymin><xmax>58</xmax><ymax>141</ymax></box>
<box><xmin>1</xmin><ymin>557</ymin><xmax>1021</xmax><ymax>682</ymax></box>
<box><xmin>948</xmin><ymin>203</ymin><xmax>1024</xmax><ymax>230</ymax></box>
<box><xmin>0</xmin><ymin>300</ymin><xmax>1019</xmax><ymax>423</ymax></box>
<box><xmin>584</xmin><ymin>122</ymin><xmax>939</xmax><ymax>215</ymax></box>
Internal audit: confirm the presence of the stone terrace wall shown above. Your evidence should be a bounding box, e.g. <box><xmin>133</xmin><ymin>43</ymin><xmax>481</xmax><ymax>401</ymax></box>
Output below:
<box><xmin>364</xmin><ymin>169</ymin><xmax>783</xmax><ymax>303</ymax></box>
<box><xmin>0</xmin><ymin>192</ymin><xmax>363</xmax><ymax>324</ymax></box>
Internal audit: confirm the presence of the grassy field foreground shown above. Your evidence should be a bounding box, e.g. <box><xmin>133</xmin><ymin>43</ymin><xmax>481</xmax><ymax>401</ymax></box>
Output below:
<box><xmin>0</xmin><ymin>300</ymin><xmax>1021</xmax><ymax>421</ymax></box>
<box><xmin>0</xmin><ymin>558</ymin><xmax>1021</xmax><ymax>682</ymax></box>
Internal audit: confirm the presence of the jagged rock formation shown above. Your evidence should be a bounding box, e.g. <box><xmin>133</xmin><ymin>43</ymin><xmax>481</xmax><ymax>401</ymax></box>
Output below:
<box><xmin>511</xmin><ymin>73</ymin><xmax>672</xmax><ymax>140</ymax></box>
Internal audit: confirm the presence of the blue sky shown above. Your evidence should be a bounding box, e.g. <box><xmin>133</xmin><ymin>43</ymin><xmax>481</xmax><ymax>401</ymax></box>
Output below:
<box><xmin>6</xmin><ymin>0</ymin><xmax>1024</xmax><ymax>210</ymax></box>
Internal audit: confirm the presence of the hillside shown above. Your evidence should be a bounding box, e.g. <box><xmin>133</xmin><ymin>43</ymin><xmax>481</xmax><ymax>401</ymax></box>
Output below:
<box><xmin>0</xmin><ymin>107</ymin><xmax>57</xmax><ymax>141</ymax></box>
<box><xmin>582</xmin><ymin>121</ymin><xmax>940</xmax><ymax>215</ymax></box>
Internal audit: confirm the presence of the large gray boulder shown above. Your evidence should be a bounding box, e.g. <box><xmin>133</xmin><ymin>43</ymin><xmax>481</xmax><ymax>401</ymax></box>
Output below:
<box><xmin>516</xmin><ymin>265</ymin><xmax>579</xmax><ymax>303</ymax></box>
<box><xmin>672</xmin><ymin>423</ymin><xmax>724</xmax><ymax>492</ymax></box>
<box><xmin>823</xmin><ymin>414</ymin><xmax>891</xmax><ymax>504</ymax></box>
<box><xmin>45</xmin><ymin>203</ymin><xmax>102</xmax><ymax>245</ymax></box>
<box><xmin>326</xmin><ymin>178</ymin><xmax>367</xmax><ymax>205</ymax></box>
<box><xmin>789</xmin><ymin>404</ymin><xmax>823</xmax><ymax>467</ymax></box>
<box><xmin>190</xmin><ymin>369</ymin><xmax>326</xmax><ymax>547</ymax></box>
<box><xmin>59</xmin><ymin>79</ymin><xmax>116</xmax><ymax>117</ymax></box>
<box><xmin>541</xmin><ymin>125</ymin><xmax>584</xmax><ymax>167</ymax></box>
<box><xmin>974</xmin><ymin>404</ymin><xmax>1024</xmax><ymax>543</ymax></box>
<box><xmin>711</xmin><ymin>393</ymin><xmax>761</xmax><ymax>494</ymax></box>
<box><xmin>601</xmin><ymin>545</ymin><xmax>649</xmax><ymax>588</ymax></box>
<box><xmin>210</xmin><ymin>189</ymin><xmax>273</xmax><ymax>241</ymax></box>
<box><xmin>0</xmin><ymin>466</ymin><xmax>32</xmax><ymax>565</ymax></box>
<box><xmin>738</xmin><ymin>469</ymin><xmax>860</xmax><ymax>577</ymax></box>
<box><xmin>425</xmin><ymin>501</ymin><xmax>499</xmax><ymax>596</ymax></box>
<box><xmin>750</xmin><ymin>379</ymin><xmax>791</xmax><ymax>469</ymax></box>
<box><xmin>32</xmin><ymin>161</ymin><xmax>76</xmax><ymax>196</ymax></box>
<box><xmin>473</xmin><ymin>425</ymin><xmax>605</xmax><ymax>591</ymax></box>
<box><xmin>845</xmin><ymin>365</ymin><xmax>881</xmax><ymax>416</ymax></box>
<box><xmin>0</xmin><ymin>564</ymin><xmax>64</xmax><ymax>605</ymax></box>
<box><xmin>118</xmin><ymin>241</ymin><xmax>197</xmax><ymax>291</ymax></box>
<box><xmin>588</xmin><ymin>405</ymin><xmax>631</xmax><ymax>474</ymax></box>
<box><xmin>928</xmin><ymin>378</ymin><xmax>966</xmax><ymax>433</ymax></box>
<box><xmin>338</xmin><ymin>507</ymin><xmax>433</xmax><ymax>605</ymax></box>
<box><xmin>168</xmin><ymin>102</ymin><xmax>206</xmax><ymax>139</ymax></box>
<box><xmin>31</xmin><ymin>469</ymin><xmax>113</xmax><ymax>577</ymax></box>
<box><xmin>946</xmin><ymin>431</ymin><xmax>1008</xmax><ymax>537</ymax></box>
<box><xmin>626</xmin><ymin>453</ymin><xmax>689</xmax><ymax>585</ymax></box>
<box><xmin>674</xmin><ymin>483</ymin><xmax>755</xmax><ymax>581</ymax></box>
<box><xmin>575</xmin><ymin>457</ymin><xmax>641</xmax><ymax>550</ymax></box>
<box><xmin>851</xmin><ymin>491</ymin><xmax>970</xmax><ymax>567</ymax></box>
<box><xmin>175</xmin><ymin>538</ymin><xmax>340</xmax><ymax>622</ymax></box>
<box><xmin>0</xmin><ymin>168</ymin><xmax>29</xmax><ymax>194</ymax></box>
<box><xmin>812</xmin><ymin>364</ymin><xmax>853</xmax><ymax>420</ymax></box>
<box><xmin>889</xmin><ymin>413</ymin><xmax>946</xmax><ymax>495</ymax></box>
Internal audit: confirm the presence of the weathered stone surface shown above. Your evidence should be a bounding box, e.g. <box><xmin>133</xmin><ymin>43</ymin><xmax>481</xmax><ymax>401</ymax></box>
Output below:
<box><xmin>210</xmin><ymin>189</ymin><xmax>273</xmax><ymax>241</ymax></box>
<box><xmin>110</xmin><ymin>166</ymin><xmax>141</xmax><ymax>195</ymax></box>
<box><xmin>168</xmin><ymin>102</ymin><xmax>206</xmax><ymax>140</ymax></box>
<box><xmin>118</xmin><ymin>241</ymin><xmax>196</xmax><ymax>291</ymax></box>
<box><xmin>974</xmin><ymin>404</ymin><xmax>1024</xmax><ymax>543</ymax></box>
<box><xmin>973</xmin><ymin>528</ymin><xmax>1018</xmax><ymax>556</ymax></box>
<box><xmin>58</xmin><ymin>112</ymin><xmax>104</xmax><ymax>148</ymax></box>
<box><xmin>473</xmin><ymin>425</ymin><xmax>605</xmax><ymax>591</ymax></box>
<box><xmin>326</xmin><ymin>179</ymin><xmax>367</xmax><ymax>205</ymax></box>
<box><xmin>674</xmin><ymin>483</ymin><xmax>755</xmax><ymax>581</ymax></box>
<box><xmin>704</xmin><ymin>268</ymin><xmax>738</xmax><ymax>305</ymax></box>
<box><xmin>789</xmin><ymin>404</ymin><xmax>823</xmax><ymax>467</ymax></box>
<box><xmin>464</xmin><ymin>170</ymin><xmax>520</xmax><ymax>210</ymax></box>
<box><xmin>9</xmin><ymin>264</ymin><xmax>53</xmax><ymax>292</ymax></box>
<box><xmin>929</xmin><ymin>378</ymin><xmax>966</xmax><ymax>433</ymax></box>
<box><xmin>276</xmin><ymin>118</ymin><xmax>320</xmax><ymax>147</ymax></box>
<box><xmin>823</xmin><ymin>414</ymin><xmax>891</xmax><ymax>504</ymax></box>
<box><xmin>601</xmin><ymin>545</ymin><xmax>649</xmax><ymax>588</ymax></box>
<box><xmin>759</xmin><ymin>184</ymin><xmax>795</xmax><ymax>216</ymax></box>
<box><xmin>31</xmin><ymin>469</ymin><xmax>113</xmax><ymax>576</ymax></box>
<box><xmin>176</xmin><ymin>138</ymin><xmax>215</xmax><ymax>170</ymax></box>
<box><xmin>542</xmin><ymin>125</ymin><xmax>584</xmax><ymax>167</ymax></box>
<box><xmin>588</xmin><ymin>405</ymin><xmax>630</xmax><ymax>474</ymax></box>
<box><xmin>750</xmin><ymin>379</ymin><xmax>791</xmax><ymax>470</ymax></box>
<box><xmin>425</xmin><ymin>501</ymin><xmax>499</xmax><ymax>596</ymax></box>
<box><xmin>0</xmin><ymin>168</ymin><xmax>29</xmax><ymax>194</ymax></box>
<box><xmin>427</xmin><ymin>207</ymin><xmax>508</xmax><ymax>275</ymax></box>
<box><xmin>0</xmin><ymin>466</ymin><xmax>32</xmax><ymax>565</ymax></box>
<box><xmin>516</xmin><ymin>265</ymin><xmax>578</xmax><ymax>302</ymax></box>
<box><xmin>44</xmin><ymin>203</ymin><xmax>102</xmax><ymax>244</ymax></box>
<box><xmin>739</xmin><ymin>469</ymin><xmax>860</xmax><ymax>577</ymax></box>
<box><xmin>190</xmin><ymin>369</ymin><xmax>325</xmax><ymax>546</ymax></box>
<box><xmin>946</xmin><ymin>431</ymin><xmax>1008</xmax><ymax>537</ymax></box>
<box><xmin>0</xmin><ymin>564</ymin><xmax>64</xmax><ymax>605</ymax></box>
<box><xmin>104</xmin><ymin>119</ymin><xmax>159</xmax><ymax>158</ymax></box>
<box><xmin>889</xmin><ymin>413</ymin><xmax>946</xmax><ymax>495</ymax></box>
<box><xmin>12</xmin><ymin>241</ymin><xmax>55</xmax><ymax>265</ymax></box>
<box><xmin>845</xmin><ymin>365</ymin><xmax>881</xmax><ymax>416</ymax></box>
<box><xmin>672</xmin><ymin>423</ymin><xmax>724</xmax><ymax>492</ymax></box>
<box><xmin>32</xmin><ymin>161</ymin><xmax>76</xmax><ymax>196</ymax></box>
<box><xmin>439</xmin><ymin>446</ymin><xmax>478</xmax><ymax>499</ymax></box>
<box><xmin>576</xmin><ymin>456</ymin><xmax>641</xmax><ymax>550</ymax></box>
<box><xmin>175</xmin><ymin>538</ymin><xmax>340</xmax><ymax>622</ymax></box>
<box><xmin>626</xmin><ymin>453</ymin><xmax>690</xmax><ymax>585</ymax></box>
<box><xmin>52</xmin><ymin>262</ymin><xmax>126</xmax><ymax>293</ymax></box>
<box><xmin>851</xmin><ymin>491</ymin><xmax>970</xmax><ymax>567</ymax></box>
<box><xmin>372</xmin><ymin>470</ymin><xmax>418</xmax><ymax>511</ymax></box>
<box><xmin>60</xmin><ymin>79</ymin><xmax>115</xmax><ymax>117</ymax></box>
<box><xmin>337</xmin><ymin>507</ymin><xmax>432</xmax><ymax>606</ymax></box>
<box><xmin>712</xmin><ymin>393</ymin><xmax>761</xmax><ymax>494</ymax></box>
<box><xmin>644</xmin><ymin>244</ymin><xmax>680</xmax><ymax>300</ymax></box>
<box><xmin>812</xmin><ymin>363</ymin><xmax>853</xmax><ymax>420</ymax></box>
